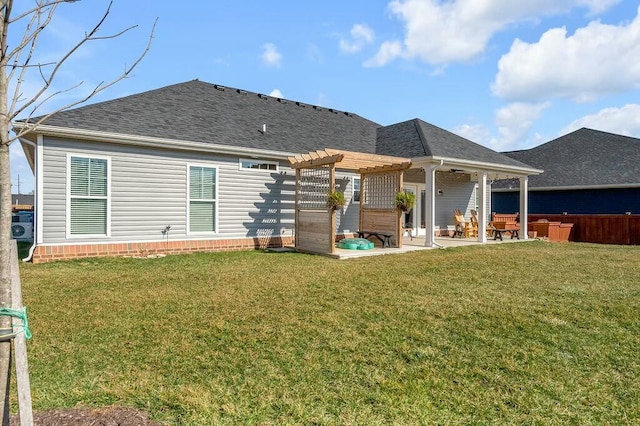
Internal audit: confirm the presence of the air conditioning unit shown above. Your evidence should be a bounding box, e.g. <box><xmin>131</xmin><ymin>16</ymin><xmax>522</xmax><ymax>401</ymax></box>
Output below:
<box><xmin>11</xmin><ymin>214</ymin><xmax>33</xmax><ymax>241</ymax></box>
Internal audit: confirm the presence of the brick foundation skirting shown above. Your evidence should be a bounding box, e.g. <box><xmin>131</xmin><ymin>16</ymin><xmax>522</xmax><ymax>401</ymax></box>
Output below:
<box><xmin>32</xmin><ymin>236</ymin><xmax>295</xmax><ymax>263</ymax></box>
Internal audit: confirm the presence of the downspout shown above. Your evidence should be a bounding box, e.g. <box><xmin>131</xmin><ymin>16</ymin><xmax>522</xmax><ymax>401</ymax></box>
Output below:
<box><xmin>16</xmin><ymin>138</ymin><xmax>37</xmax><ymax>262</ymax></box>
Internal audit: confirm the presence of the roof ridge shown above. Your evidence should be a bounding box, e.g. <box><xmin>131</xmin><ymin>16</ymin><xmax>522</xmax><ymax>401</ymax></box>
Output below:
<box><xmin>184</xmin><ymin>80</ymin><xmax>373</xmax><ymax>123</ymax></box>
<box><xmin>412</xmin><ymin>118</ymin><xmax>432</xmax><ymax>156</ymax></box>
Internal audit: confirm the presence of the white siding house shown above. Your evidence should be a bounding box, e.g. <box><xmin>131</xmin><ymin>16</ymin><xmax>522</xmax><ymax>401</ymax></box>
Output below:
<box><xmin>15</xmin><ymin>80</ymin><xmax>540</xmax><ymax>262</ymax></box>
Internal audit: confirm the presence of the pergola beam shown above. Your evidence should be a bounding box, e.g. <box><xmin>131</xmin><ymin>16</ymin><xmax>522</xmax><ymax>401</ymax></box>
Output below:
<box><xmin>289</xmin><ymin>148</ymin><xmax>411</xmax><ymax>171</ymax></box>
<box><xmin>359</xmin><ymin>162</ymin><xmax>412</xmax><ymax>174</ymax></box>
<box><xmin>288</xmin><ymin>153</ymin><xmax>344</xmax><ymax>169</ymax></box>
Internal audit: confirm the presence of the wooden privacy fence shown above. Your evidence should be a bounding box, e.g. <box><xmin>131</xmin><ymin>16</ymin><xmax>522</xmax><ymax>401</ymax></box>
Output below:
<box><xmin>529</xmin><ymin>214</ymin><xmax>640</xmax><ymax>245</ymax></box>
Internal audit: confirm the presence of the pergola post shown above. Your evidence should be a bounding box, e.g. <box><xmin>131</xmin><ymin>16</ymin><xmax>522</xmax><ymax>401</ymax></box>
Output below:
<box><xmin>397</xmin><ymin>170</ymin><xmax>404</xmax><ymax>248</ymax></box>
<box><xmin>329</xmin><ymin>164</ymin><xmax>336</xmax><ymax>253</ymax></box>
<box><xmin>358</xmin><ymin>172</ymin><xmax>364</xmax><ymax>233</ymax></box>
<box><xmin>295</xmin><ymin>168</ymin><xmax>300</xmax><ymax>246</ymax></box>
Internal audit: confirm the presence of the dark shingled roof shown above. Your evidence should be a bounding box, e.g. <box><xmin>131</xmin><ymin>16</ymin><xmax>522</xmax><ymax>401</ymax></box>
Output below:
<box><xmin>30</xmin><ymin>80</ymin><xmax>536</xmax><ymax>172</ymax></box>
<box><xmin>499</xmin><ymin>128</ymin><xmax>640</xmax><ymax>188</ymax></box>
<box><xmin>376</xmin><ymin>119</ymin><xmax>531</xmax><ymax>168</ymax></box>
<box><xmin>36</xmin><ymin>80</ymin><xmax>381</xmax><ymax>154</ymax></box>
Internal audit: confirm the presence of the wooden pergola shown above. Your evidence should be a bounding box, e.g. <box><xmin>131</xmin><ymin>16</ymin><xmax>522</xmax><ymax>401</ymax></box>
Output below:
<box><xmin>288</xmin><ymin>149</ymin><xmax>411</xmax><ymax>255</ymax></box>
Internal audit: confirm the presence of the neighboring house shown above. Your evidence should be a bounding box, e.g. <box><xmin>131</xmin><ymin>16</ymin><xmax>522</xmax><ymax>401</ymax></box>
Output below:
<box><xmin>11</xmin><ymin>193</ymin><xmax>34</xmax><ymax>211</ymax></box>
<box><xmin>14</xmin><ymin>80</ymin><xmax>540</xmax><ymax>262</ymax></box>
<box><xmin>493</xmin><ymin>128</ymin><xmax>640</xmax><ymax>214</ymax></box>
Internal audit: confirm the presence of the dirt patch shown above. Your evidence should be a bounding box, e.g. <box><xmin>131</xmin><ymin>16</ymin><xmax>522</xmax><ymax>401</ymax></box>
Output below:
<box><xmin>10</xmin><ymin>407</ymin><xmax>163</xmax><ymax>426</ymax></box>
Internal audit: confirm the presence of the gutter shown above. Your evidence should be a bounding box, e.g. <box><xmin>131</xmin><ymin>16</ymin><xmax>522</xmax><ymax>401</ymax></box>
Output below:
<box><xmin>411</xmin><ymin>155</ymin><xmax>543</xmax><ymax>176</ymax></box>
<box><xmin>12</xmin><ymin>123</ymin><xmax>298</xmax><ymax>161</ymax></box>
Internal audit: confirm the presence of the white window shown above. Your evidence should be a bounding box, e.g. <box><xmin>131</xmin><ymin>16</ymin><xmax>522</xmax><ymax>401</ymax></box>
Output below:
<box><xmin>352</xmin><ymin>177</ymin><xmax>361</xmax><ymax>203</ymax></box>
<box><xmin>188</xmin><ymin>164</ymin><xmax>217</xmax><ymax>233</ymax></box>
<box><xmin>239</xmin><ymin>159</ymin><xmax>278</xmax><ymax>171</ymax></box>
<box><xmin>67</xmin><ymin>155</ymin><xmax>110</xmax><ymax>237</ymax></box>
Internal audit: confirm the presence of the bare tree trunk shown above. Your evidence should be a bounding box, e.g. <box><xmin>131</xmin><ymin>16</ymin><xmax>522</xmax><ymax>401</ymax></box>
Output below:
<box><xmin>0</xmin><ymin>3</ymin><xmax>13</xmax><ymax>421</ymax></box>
<box><xmin>0</xmin><ymin>75</ymin><xmax>12</xmax><ymax>426</ymax></box>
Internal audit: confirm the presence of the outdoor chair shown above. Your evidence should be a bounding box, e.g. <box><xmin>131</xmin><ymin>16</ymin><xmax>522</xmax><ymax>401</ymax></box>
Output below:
<box><xmin>453</xmin><ymin>210</ymin><xmax>476</xmax><ymax>238</ymax></box>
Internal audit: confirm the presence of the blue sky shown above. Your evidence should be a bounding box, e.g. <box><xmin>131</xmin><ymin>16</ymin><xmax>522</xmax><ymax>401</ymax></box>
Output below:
<box><xmin>9</xmin><ymin>0</ymin><xmax>640</xmax><ymax>194</ymax></box>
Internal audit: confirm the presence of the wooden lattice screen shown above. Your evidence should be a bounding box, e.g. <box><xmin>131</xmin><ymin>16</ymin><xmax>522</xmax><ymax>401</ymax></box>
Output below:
<box><xmin>362</xmin><ymin>172</ymin><xmax>399</xmax><ymax>209</ymax></box>
<box><xmin>359</xmin><ymin>170</ymin><xmax>404</xmax><ymax>247</ymax></box>
<box><xmin>297</xmin><ymin>166</ymin><xmax>331</xmax><ymax>209</ymax></box>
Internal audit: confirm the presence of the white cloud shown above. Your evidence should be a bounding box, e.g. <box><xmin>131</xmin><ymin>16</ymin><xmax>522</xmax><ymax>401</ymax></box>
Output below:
<box><xmin>493</xmin><ymin>7</ymin><xmax>640</xmax><ymax>102</ymax></box>
<box><xmin>454</xmin><ymin>123</ymin><xmax>492</xmax><ymax>146</ymax></box>
<box><xmin>561</xmin><ymin>104</ymin><xmax>640</xmax><ymax>136</ymax></box>
<box><xmin>364</xmin><ymin>41</ymin><xmax>404</xmax><ymax>67</ymax></box>
<box><xmin>261</xmin><ymin>43</ymin><xmax>282</xmax><ymax>68</ymax></box>
<box><xmin>367</xmin><ymin>0</ymin><xmax>620</xmax><ymax>66</ymax></box>
<box><xmin>339</xmin><ymin>23</ymin><xmax>375</xmax><ymax>54</ymax></box>
<box><xmin>456</xmin><ymin>102</ymin><xmax>550</xmax><ymax>151</ymax></box>
<box><xmin>493</xmin><ymin>102</ymin><xmax>550</xmax><ymax>150</ymax></box>
<box><xmin>269</xmin><ymin>89</ymin><xmax>284</xmax><ymax>98</ymax></box>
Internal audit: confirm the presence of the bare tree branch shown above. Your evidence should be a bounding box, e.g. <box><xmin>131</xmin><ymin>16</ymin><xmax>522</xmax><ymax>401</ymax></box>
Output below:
<box><xmin>4</xmin><ymin>2</ymin><xmax>57</xmax><ymax>63</ymax></box>
<box><xmin>9</xmin><ymin>1</ymin><xmax>154</xmax><ymax>122</ymax></box>
<box><xmin>7</xmin><ymin>5</ymin><xmax>47</xmax><ymax>116</ymax></box>
<box><xmin>9</xmin><ymin>15</ymin><xmax>158</xmax><ymax>144</ymax></box>
<box><xmin>7</xmin><ymin>0</ymin><xmax>77</xmax><ymax>25</ymax></box>
<box><xmin>0</xmin><ymin>0</ymin><xmax>13</xmax><ymax>63</ymax></box>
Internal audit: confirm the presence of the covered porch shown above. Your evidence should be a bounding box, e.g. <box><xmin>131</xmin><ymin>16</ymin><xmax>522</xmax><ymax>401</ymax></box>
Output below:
<box><xmin>401</xmin><ymin>158</ymin><xmax>543</xmax><ymax>247</ymax></box>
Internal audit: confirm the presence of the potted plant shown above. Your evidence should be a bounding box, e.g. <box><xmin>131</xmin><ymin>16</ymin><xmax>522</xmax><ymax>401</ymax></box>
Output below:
<box><xmin>395</xmin><ymin>191</ymin><xmax>415</xmax><ymax>212</ymax></box>
<box><xmin>327</xmin><ymin>190</ymin><xmax>346</xmax><ymax>210</ymax></box>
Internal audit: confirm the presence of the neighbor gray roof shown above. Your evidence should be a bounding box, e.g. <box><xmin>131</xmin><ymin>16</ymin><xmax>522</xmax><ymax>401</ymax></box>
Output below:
<box><xmin>498</xmin><ymin>128</ymin><xmax>640</xmax><ymax>189</ymax></box>
<box><xmin>376</xmin><ymin>119</ymin><xmax>532</xmax><ymax>168</ymax></box>
<box><xmin>11</xmin><ymin>194</ymin><xmax>34</xmax><ymax>206</ymax></box>
<box><xmin>32</xmin><ymin>80</ymin><xmax>381</xmax><ymax>155</ymax></box>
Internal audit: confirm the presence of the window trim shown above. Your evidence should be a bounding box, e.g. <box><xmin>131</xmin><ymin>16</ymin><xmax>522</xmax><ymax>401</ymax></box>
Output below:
<box><xmin>66</xmin><ymin>153</ymin><xmax>111</xmax><ymax>239</ymax></box>
<box><xmin>352</xmin><ymin>176</ymin><xmax>361</xmax><ymax>203</ymax></box>
<box><xmin>187</xmin><ymin>163</ymin><xmax>219</xmax><ymax>235</ymax></box>
<box><xmin>238</xmin><ymin>158</ymin><xmax>279</xmax><ymax>172</ymax></box>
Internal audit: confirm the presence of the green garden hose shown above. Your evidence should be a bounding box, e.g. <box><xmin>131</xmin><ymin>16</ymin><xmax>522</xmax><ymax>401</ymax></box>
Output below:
<box><xmin>0</xmin><ymin>307</ymin><xmax>32</xmax><ymax>341</ymax></box>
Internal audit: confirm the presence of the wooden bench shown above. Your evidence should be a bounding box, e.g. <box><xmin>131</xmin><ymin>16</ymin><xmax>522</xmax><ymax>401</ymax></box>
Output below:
<box><xmin>358</xmin><ymin>230</ymin><xmax>392</xmax><ymax>248</ymax></box>
<box><xmin>491</xmin><ymin>227</ymin><xmax>520</xmax><ymax>241</ymax></box>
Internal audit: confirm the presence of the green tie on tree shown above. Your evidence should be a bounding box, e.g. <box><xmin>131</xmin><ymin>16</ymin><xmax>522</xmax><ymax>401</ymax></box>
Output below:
<box><xmin>0</xmin><ymin>1</ymin><xmax>155</xmax><ymax>423</ymax></box>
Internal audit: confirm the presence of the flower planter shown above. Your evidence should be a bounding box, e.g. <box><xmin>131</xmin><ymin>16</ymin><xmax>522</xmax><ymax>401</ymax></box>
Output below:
<box><xmin>530</xmin><ymin>221</ymin><xmax>557</xmax><ymax>239</ymax></box>
<box><xmin>557</xmin><ymin>223</ymin><xmax>574</xmax><ymax>242</ymax></box>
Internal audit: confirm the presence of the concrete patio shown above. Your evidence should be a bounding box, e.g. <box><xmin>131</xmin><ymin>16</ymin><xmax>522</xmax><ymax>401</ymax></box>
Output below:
<box><xmin>330</xmin><ymin>234</ymin><xmax>530</xmax><ymax>259</ymax></box>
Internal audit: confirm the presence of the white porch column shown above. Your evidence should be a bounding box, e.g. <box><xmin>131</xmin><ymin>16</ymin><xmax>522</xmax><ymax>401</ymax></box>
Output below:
<box><xmin>424</xmin><ymin>164</ymin><xmax>437</xmax><ymax>247</ymax></box>
<box><xmin>478</xmin><ymin>172</ymin><xmax>487</xmax><ymax>243</ymax></box>
<box><xmin>519</xmin><ymin>176</ymin><xmax>529</xmax><ymax>239</ymax></box>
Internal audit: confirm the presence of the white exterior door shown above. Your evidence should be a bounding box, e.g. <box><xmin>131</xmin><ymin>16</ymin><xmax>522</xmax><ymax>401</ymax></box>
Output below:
<box><xmin>403</xmin><ymin>185</ymin><xmax>419</xmax><ymax>236</ymax></box>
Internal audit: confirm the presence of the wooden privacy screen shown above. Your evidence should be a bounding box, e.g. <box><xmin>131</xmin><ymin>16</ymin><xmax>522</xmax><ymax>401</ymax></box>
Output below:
<box><xmin>360</xmin><ymin>170</ymin><xmax>403</xmax><ymax>247</ymax></box>
<box><xmin>295</xmin><ymin>165</ymin><xmax>335</xmax><ymax>254</ymax></box>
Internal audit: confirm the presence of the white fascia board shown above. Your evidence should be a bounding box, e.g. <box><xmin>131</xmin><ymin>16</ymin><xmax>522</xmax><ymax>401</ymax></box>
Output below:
<box><xmin>12</xmin><ymin>123</ymin><xmax>297</xmax><ymax>160</ymax></box>
<box><xmin>493</xmin><ymin>183</ymin><xmax>640</xmax><ymax>192</ymax></box>
<box><xmin>411</xmin><ymin>155</ymin><xmax>543</xmax><ymax>176</ymax></box>
<box><xmin>17</xmin><ymin>138</ymin><xmax>36</xmax><ymax>171</ymax></box>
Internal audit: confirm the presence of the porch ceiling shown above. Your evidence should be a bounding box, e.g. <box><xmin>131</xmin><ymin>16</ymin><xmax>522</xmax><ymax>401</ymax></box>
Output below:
<box><xmin>288</xmin><ymin>148</ymin><xmax>411</xmax><ymax>173</ymax></box>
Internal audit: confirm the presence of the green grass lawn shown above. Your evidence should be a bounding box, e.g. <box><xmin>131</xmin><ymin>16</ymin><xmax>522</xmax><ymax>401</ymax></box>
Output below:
<box><xmin>17</xmin><ymin>241</ymin><xmax>640</xmax><ymax>425</ymax></box>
